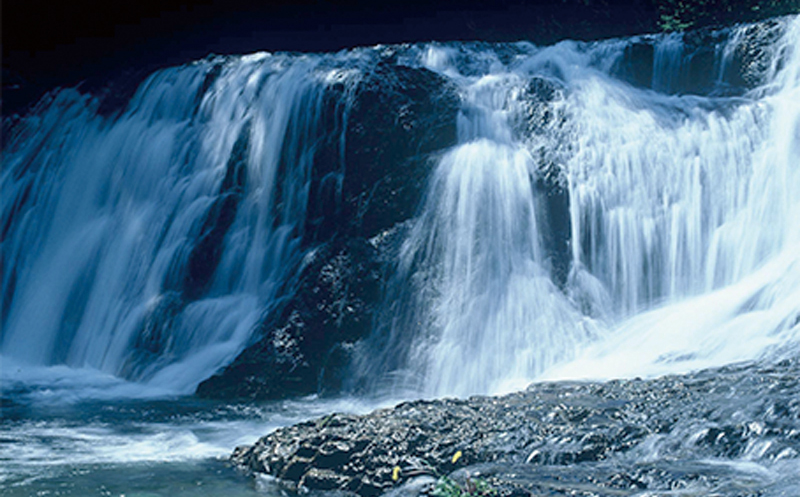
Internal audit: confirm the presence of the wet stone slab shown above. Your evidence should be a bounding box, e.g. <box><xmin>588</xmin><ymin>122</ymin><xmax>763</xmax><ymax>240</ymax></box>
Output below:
<box><xmin>232</xmin><ymin>359</ymin><xmax>800</xmax><ymax>497</ymax></box>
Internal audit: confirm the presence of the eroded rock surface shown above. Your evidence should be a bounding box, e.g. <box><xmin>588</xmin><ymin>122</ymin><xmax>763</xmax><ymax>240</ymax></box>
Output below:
<box><xmin>233</xmin><ymin>359</ymin><xmax>800</xmax><ymax>497</ymax></box>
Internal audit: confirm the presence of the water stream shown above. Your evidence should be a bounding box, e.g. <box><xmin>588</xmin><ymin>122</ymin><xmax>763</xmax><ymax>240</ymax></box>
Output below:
<box><xmin>2</xmin><ymin>15</ymin><xmax>799</xmax><ymax>496</ymax></box>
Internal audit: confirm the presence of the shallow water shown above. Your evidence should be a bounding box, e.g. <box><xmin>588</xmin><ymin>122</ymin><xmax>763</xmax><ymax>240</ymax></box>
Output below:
<box><xmin>0</xmin><ymin>365</ymin><xmax>383</xmax><ymax>496</ymax></box>
<box><xmin>5</xmin><ymin>359</ymin><xmax>799</xmax><ymax>496</ymax></box>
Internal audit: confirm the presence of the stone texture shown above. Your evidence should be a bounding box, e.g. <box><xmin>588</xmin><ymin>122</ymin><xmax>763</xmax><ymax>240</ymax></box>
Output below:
<box><xmin>196</xmin><ymin>237</ymin><xmax>385</xmax><ymax>399</ymax></box>
<box><xmin>232</xmin><ymin>359</ymin><xmax>800</xmax><ymax>497</ymax></box>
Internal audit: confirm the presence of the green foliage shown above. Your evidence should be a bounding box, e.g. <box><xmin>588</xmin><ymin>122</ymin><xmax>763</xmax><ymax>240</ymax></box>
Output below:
<box><xmin>660</xmin><ymin>12</ymin><xmax>694</xmax><ymax>31</ymax></box>
<box><xmin>389</xmin><ymin>451</ymin><xmax>496</xmax><ymax>497</ymax></box>
<box><xmin>654</xmin><ymin>0</ymin><xmax>800</xmax><ymax>32</ymax></box>
<box><xmin>431</xmin><ymin>476</ymin><xmax>462</xmax><ymax>497</ymax></box>
<box><xmin>432</xmin><ymin>476</ymin><xmax>497</xmax><ymax>497</ymax></box>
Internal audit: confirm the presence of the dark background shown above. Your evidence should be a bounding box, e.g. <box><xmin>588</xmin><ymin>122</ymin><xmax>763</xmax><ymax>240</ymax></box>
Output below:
<box><xmin>3</xmin><ymin>1</ymin><xmax>658</xmax><ymax>69</ymax></box>
<box><xmin>3</xmin><ymin>0</ymin><xmax>799</xmax><ymax>115</ymax></box>
<box><xmin>2</xmin><ymin>0</ymin><xmax>666</xmax><ymax>115</ymax></box>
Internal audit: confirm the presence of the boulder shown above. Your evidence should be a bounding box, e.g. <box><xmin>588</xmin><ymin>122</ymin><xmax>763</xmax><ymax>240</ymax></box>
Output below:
<box><xmin>305</xmin><ymin>58</ymin><xmax>460</xmax><ymax>244</ymax></box>
<box><xmin>196</xmin><ymin>237</ymin><xmax>385</xmax><ymax>399</ymax></box>
<box><xmin>610</xmin><ymin>18</ymin><xmax>790</xmax><ymax>97</ymax></box>
<box><xmin>512</xmin><ymin>76</ymin><xmax>571</xmax><ymax>287</ymax></box>
<box><xmin>197</xmin><ymin>59</ymin><xmax>460</xmax><ymax>400</ymax></box>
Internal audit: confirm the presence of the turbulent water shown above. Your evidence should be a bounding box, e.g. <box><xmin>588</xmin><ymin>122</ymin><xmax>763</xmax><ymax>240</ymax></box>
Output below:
<box><xmin>2</xmin><ymin>15</ymin><xmax>800</xmax><ymax>496</ymax></box>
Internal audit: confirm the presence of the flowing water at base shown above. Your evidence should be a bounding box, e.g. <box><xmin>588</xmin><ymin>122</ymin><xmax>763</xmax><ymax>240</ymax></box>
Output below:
<box><xmin>0</xmin><ymin>364</ymin><xmax>381</xmax><ymax>496</ymax></box>
<box><xmin>3</xmin><ymin>15</ymin><xmax>800</xmax><ymax>496</ymax></box>
<box><xmin>5</xmin><ymin>359</ymin><xmax>799</xmax><ymax>496</ymax></box>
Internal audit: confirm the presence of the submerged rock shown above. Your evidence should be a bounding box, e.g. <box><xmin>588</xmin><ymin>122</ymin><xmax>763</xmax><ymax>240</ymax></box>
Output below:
<box><xmin>232</xmin><ymin>359</ymin><xmax>800</xmax><ymax>496</ymax></box>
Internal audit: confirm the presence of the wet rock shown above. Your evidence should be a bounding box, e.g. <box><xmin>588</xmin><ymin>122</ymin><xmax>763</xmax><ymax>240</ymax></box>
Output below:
<box><xmin>196</xmin><ymin>237</ymin><xmax>385</xmax><ymax>399</ymax></box>
<box><xmin>303</xmin><ymin>59</ymin><xmax>459</xmax><ymax>244</ymax></box>
<box><xmin>301</xmin><ymin>468</ymin><xmax>353</xmax><ymax>491</ymax></box>
<box><xmin>512</xmin><ymin>76</ymin><xmax>571</xmax><ymax>287</ymax></box>
<box><xmin>612</xmin><ymin>41</ymin><xmax>657</xmax><ymax>89</ymax></box>
<box><xmin>724</xmin><ymin>19</ymin><xmax>786</xmax><ymax>89</ymax></box>
<box><xmin>182</xmin><ymin>120</ymin><xmax>250</xmax><ymax>301</ymax></box>
<box><xmin>121</xmin><ymin>291</ymin><xmax>185</xmax><ymax>379</ymax></box>
<box><xmin>338</xmin><ymin>60</ymin><xmax>460</xmax><ymax>240</ymax></box>
<box><xmin>609</xmin><ymin>17</ymin><xmax>793</xmax><ymax>97</ymax></box>
<box><xmin>197</xmin><ymin>60</ymin><xmax>459</xmax><ymax>400</ymax></box>
<box><xmin>232</xmin><ymin>359</ymin><xmax>800</xmax><ymax>497</ymax></box>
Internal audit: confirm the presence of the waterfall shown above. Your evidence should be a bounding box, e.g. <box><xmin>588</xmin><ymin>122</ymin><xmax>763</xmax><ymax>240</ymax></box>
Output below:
<box><xmin>551</xmin><ymin>16</ymin><xmax>800</xmax><ymax>380</ymax></box>
<box><xmin>1</xmin><ymin>53</ymin><xmax>359</xmax><ymax>393</ymax></box>
<box><xmin>362</xmin><ymin>15</ymin><xmax>800</xmax><ymax>396</ymax></box>
<box><xmin>2</xmin><ymin>16</ymin><xmax>799</xmax><ymax>400</ymax></box>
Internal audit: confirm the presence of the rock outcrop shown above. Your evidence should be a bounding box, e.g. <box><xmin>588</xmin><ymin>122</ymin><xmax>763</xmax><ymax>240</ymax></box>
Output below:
<box><xmin>196</xmin><ymin>237</ymin><xmax>385</xmax><ymax>399</ymax></box>
<box><xmin>233</xmin><ymin>359</ymin><xmax>800</xmax><ymax>497</ymax></box>
<box><xmin>196</xmin><ymin>61</ymin><xmax>460</xmax><ymax>400</ymax></box>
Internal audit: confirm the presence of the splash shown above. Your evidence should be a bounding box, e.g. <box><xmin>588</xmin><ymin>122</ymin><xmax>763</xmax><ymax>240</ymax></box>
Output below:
<box><xmin>363</xmin><ymin>15</ymin><xmax>800</xmax><ymax>396</ymax></box>
<box><xmin>2</xmin><ymin>16</ymin><xmax>799</xmax><ymax>401</ymax></box>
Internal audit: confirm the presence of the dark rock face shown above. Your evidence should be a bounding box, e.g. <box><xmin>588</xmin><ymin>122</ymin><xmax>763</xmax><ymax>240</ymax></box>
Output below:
<box><xmin>723</xmin><ymin>18</ymin><xmax>786</xmax><ymax>89</ymax></box>
<box><xmin>197</xmin><ymin>61</ymin><xmax>459</xmax><ymax>400</ymax></box>
<box><xmin>197</xmin><ymin>237</ymin><xmax>385</xmax><ymax>399</ymax></box>
<box><xmin>610</xmin><ymin>18</ymin><xmax>791</xmax><ymax>97</ymax></box>
<box><xmin>183</xmin><ymin>120</ymin><xmax>250</xmax><ymax>301</ymax></box>
<box><xmin>122</xmin><ymin>291</ymin><xmax>184</xmax><ymax>378</ymax></box>
<box><xmin>232</xmin><ymin>359</ymin><xmax>800</xmax><ymax>496</ymax></box>
<box><xmin>309</xmin><ymin>60</ymin><xmax>461</xmax><ymax>242</ymax></box>
<box><xmin>512</xmin><ymin>76</ymin><xmax>571</xmax><ymax>288</ymax></box>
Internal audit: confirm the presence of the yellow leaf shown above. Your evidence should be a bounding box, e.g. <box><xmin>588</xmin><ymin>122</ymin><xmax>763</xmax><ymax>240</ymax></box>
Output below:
<box><xmin>392</xmin><ymin>466</ymin><xmax>401</xmax><ymax>481</ymax></box>
<box><xmin>452</xmin><ymin>450</ymin><xmax>463</xmax><ymax>464</ymax></box>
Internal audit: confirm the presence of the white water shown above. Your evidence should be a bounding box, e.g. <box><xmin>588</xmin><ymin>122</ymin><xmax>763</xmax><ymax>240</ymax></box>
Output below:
<box><xmin>551</xmin><ymin>17</ymin><xmax>800</xmax><ymax>382</ymax></box>
<box><xmin>1</xmin><ymin>53</ymin><xmax>363</xmax><ymax>394</ymax></box>
<box><xmin>2</xmin><ymin>16</ymin><xmax>800</xmax><ymax>497</ymax></box>
<box><xmin>369</xmin><ymin>15</ymin><xmax>800</xmax><ymax>396</ymax></box>
<box><xmin>398</xmin><ymin>140</ymin><xmax>595</xmax><ymax>395</ymax></box>
<box><xmin>0</xmin><ymin>383</ymin><xmax>377</xmax><ymax>492</ymax></box>
<box><xmin>2</xmin><ymin>16</ymin><xmax>800</xmax><ymax>403</ymax></box>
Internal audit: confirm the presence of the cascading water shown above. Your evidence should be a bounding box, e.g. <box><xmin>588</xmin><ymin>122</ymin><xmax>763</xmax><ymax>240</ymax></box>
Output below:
<box><xmin>2</xmin><ymin>14</ymin><xmax>800</xmax><ymax>497</ymax></box>
<box><xmin>1</xmin><ymin>53</ymin><xmax>360</xmax><ymax>393</ymax></box>
<box><xmin>3</xmin><ymin>16</ymin><xmax>800</xmax><ymax>397</ymax></box>
<box><xmin>357</xmin><ymin>15</ymin><xmax>800</xmax><ymax>397</ymax></box>
<box><xmin>550</xmin><ymin>16</ymin><xmax>800</xmax><ymax>379</ymax></box>
<box><xmin>359</xmin><ymin>60</ymin><xmax>598</xmax><ymax>397</ymax></box>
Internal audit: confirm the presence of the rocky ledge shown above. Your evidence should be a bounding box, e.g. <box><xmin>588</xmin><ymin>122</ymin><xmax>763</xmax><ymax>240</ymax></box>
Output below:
<box><xmin>232</xmin><ymin>359</ymin><xmax>800</xmax><ymax>497</ymax></box>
